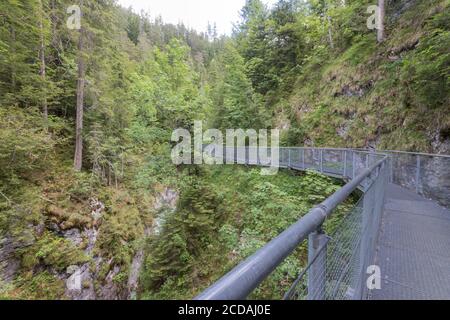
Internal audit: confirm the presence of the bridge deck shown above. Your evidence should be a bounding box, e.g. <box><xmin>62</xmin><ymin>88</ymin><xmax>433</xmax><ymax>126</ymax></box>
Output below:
<box><xmin>371</xmin><ymin>184</ymin><xmax>450</xmax><ymax>300</ymax></box>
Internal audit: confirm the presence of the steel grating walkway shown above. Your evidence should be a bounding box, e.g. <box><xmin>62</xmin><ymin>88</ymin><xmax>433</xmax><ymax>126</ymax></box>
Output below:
<box><xmin>371</xmin><ymin>184</ymin><xmax>450</xmax><ymax>300</ymax></box>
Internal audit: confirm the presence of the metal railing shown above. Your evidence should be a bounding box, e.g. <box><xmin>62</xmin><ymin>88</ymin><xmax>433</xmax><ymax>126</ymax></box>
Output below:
<box><xmin>385</xmin><ymin>150</ymin><xmax>450</xmax><ymax>207</ymax></box>
<box><xmin>196</xmin><ymin>147</ymin><xmax>389</xmax><ymax>300</ymax></box>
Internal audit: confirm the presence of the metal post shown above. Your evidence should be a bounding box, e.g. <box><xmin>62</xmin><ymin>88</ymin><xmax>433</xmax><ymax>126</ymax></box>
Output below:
<box><xmin>352</xmin><ymin>152</ymin><xmax>356</xmax><ymax>179</ymax></box>
<box><xmin>288</xmin><ymin>149</ymin><xmax>291</xmax><ymax>168</ymax></box>
<box><xmin>373</xmin><ymin>164</ymin><xmax>386</xmax><ymax>252</ymax></box>
<box><xmin>320</xmin><ymin>150</ymin><xmax>324</xmax><ymax>173</ymax></box>
<box><xmin>245</xmin><ymin>146</ymin><xmax>248</xmax><ymax>164</ymax></box>
<box><xmin>308</xmin><ymin>229</ymin><xmax>327</xmax><ymax>300</ymax></box>
<box><xmin>355</xmin><ymin>176</ymin><xmax>375</xmax><ymax>300</ymax></box>
<box><xmin>343</xmin><ymin>151</ymin><xmax>348</xmax><ymax>177</ymax></box>
<box><xmin>365</xmin><ymin>154</ymin><xmax>371</xmax><ymax>189</ymax></box>
<box><xmin>302</xmin><ymin>149</ymin><xmax>306</xmax><ymax>170</ymax></box>
<box><xmin>257</xmin><ymin>147</ymin><xmax>261</xmax><ymax>166</ymax></box>
<box><xmin>416</xmin><ymin>155</ymin><xmax>421</xmax><ymax>194</ymax></box>
<box><xmin>389</xmin><ymin>155</ymin><xmax>392</xmax><ymax>183</ymax></box>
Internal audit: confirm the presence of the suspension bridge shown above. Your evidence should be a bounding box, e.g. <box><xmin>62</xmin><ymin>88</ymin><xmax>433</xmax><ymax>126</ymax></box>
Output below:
<box><xmin>196</xmin><ymin>147</ymin><xmax>450</xmax><ymax>300</ymax></box>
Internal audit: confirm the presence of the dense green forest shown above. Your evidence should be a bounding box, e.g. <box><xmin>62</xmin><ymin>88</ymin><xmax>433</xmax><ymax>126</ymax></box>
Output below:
<box><xmin>0</xmin><ymin>0</ymin><xmax>449</xmax><ymax>299</ymax></box>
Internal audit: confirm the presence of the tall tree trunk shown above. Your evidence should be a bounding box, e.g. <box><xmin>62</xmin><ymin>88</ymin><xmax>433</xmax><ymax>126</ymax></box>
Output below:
<box><xmin>10</xmin><ymin>27</ymin><xmax>16</xmax><ymax>91</ymax></box>
<box><xmin>377</xmin><ymin>0</ymin><xmax>385</xmax><ymax>43</ymax></box>
<box><xmin>39</xmin><ymin>0</ymin><xmax>48</xmax><ymax>125</ymax></box>
<box><xmin>327</xmin><ymin>16</ymin><xmax>334</xmax><ymax>49</ymax></box>
<box><xmin>50</xmin><ymin>0</ymin><xmax>58</xmax><ymax>49</ymax></box>
<box><xmin>74</xmin><ymin>2</ymin><xmax>85</xmax><ymax>172</ymax></box>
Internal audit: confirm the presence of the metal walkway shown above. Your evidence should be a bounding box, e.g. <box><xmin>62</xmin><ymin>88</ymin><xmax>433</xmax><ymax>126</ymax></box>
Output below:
<box><xmin>372</xmin><ymin>184</ymin><xmax>450</xmax><ymax>300</ymax></box>
<box><xmin>197</xmin><ymin>147</ymin><xmax>450</xmax><ymax>300</ymax></box>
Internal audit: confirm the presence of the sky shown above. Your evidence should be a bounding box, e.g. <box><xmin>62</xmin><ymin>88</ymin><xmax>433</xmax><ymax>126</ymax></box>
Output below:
<box><xmin>117</xmin><ymin>0</ymin><xmax>278</xmax><ymax>35</ymax></box>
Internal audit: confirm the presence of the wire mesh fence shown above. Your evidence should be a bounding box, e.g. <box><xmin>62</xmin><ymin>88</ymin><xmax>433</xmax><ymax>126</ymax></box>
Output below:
<box><xmin>206</xmin><ymin>145</ymin><xmax>385</xmax><ymax>179</ymax></box>
<box><xmin>284</xmin><ymin>161</ymin><xmax>388</xmax><ymax>300</ymax></box>
<box><xmin>387</xmin><ymin>151</ymin><xmax>450</xmax><ymax>207</ymax></box>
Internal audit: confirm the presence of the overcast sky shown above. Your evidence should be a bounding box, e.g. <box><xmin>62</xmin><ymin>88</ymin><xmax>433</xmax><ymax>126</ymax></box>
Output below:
<box><xmin>117</xmin><ymin>0</ymin><xmax>278</xmax><ymax>35</ymax></box>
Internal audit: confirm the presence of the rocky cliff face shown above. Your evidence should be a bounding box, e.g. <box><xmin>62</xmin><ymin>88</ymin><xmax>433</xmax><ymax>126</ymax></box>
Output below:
<box><xmin>63</xmin><ymin>188</ymin><xmax>178</xmax><ymax>300</ymax></box>
<box><xmin>279</xmin><ymin>0</ymin><xmax>449</xmax><ymax>155</ymax></box>
<box><xmin>127</xmin><ymin>187</ymin><xmax>178</xmax><ymax>300</ymax></box>
<box><xmin>0</xmin><ymin>185</ymin><xmax>179</xmax><ymax>300</ymax></box>
<box><xmin>59</xmin><ymin>198</ymin><xmax>118</xmax><ymax>300</ymax></box>
<box><xmin>392</xmin><ymin>153</ymin><xmax>450</xmax><ymax>207</ymax></box>
<box><xmin>0</xmin><ymin>237</ymin><xmax>22</xmax><ymax>283</ymax></box>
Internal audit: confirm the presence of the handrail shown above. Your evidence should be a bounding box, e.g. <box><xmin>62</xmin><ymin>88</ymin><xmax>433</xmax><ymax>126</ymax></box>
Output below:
<box><xmin>279</xmin><ymin>146</ymin><xmax>374</xmax><ymax>154</ymax></box>
<box><xmin>383</xmin><ymin>150</ymin><xmax>450</xmax><ymax>158</ymax></box>
<box><xmin>280</xmin><ymin>147</ymin><xmax>450</xmax><ymax>158</ymax></box>
<box><xmin>195</xmin><ymin>151</ymin><xmax>388</xmax><ymax>300</ymax></box>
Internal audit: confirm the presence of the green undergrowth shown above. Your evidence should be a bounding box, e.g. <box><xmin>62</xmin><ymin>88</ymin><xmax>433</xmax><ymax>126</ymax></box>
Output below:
<box><xmin>140</xmin><ymin>165</ymin><xmax>356</xmax><ymax>300</ymax></box>
<box><xmin>283</xmin><ymin>0</ymin><xmax>449</xmax><ymax>152</ymax></box>
<box><xmin>0</xmin><ymin>107</ymin><xmax>162</xmax><ymax>299</ymax></box>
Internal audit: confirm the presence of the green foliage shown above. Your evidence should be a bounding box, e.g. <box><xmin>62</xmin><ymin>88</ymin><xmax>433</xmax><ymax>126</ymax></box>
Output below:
<box><xmin>13</xmin><ymin>271</ymin><xmax>66</xmax><ymax>300</ymax></box>
<box><xmin>281</xmin><ymin>0</ymin><xmax>450</xmax><ymax>150</ymax></box>
<box><xmin>1</xmin><ymin>0</ymin><xmax>448</xmax><ymax>301</ymax></box>
<box><xmin>68</xmin><ymin>171</ymin><xmax>99</xmax><ymax>201</ymax></box>
<box><xmin>209</xmin><ymin>41</ymin><xmax>267</xmax><ymax>129</ymax></box>
<box><xmin>218</xmin><ymin>224</ymin><xmax>239</xmax><ymax>251</ymax></box>
<box><xmin>142</xmin><ymin>178</ymin><xmax>221</xmax><ymax>294</ymax></box>
<box><xmin>125</xmin><ymin>9</ymin><xmax>141</xmax><ymax>45</ymax></box>
<box><xmin>95</xmin><ymin>191</ymin><xmax>145</xmax><ymax>268</ymax></box>
<box><xmin>140</xmin><ymin>166</ymin><xmax>349</xmax><ymax>299</ymax></box>
<box><xmin>0</xmin><ymin>1</ymin><xmax>215</xmax><ymax>299</ymax></box>
<box><xmin>20</xmin><ymin>232</ymin><xmax>90</xmax><ymax>272</ymax></box>
<box><xmin>0</xmin><ymin>278</ymin><xmax>15</xmax><ymax>299</ymax></box>
<box><xmin>150</xmin><ymin>39</ymin><xmax>208</xmax><ymax>129</ymax></box>
<box><xmin>400</xmin><ymin>9</ymin><xmax>450</xmax><ymax>109</ymax></box>
<box><xmin>0</xmin><ymin>107</ymin><xmax>65</xmax><ymax>182</ymax></box>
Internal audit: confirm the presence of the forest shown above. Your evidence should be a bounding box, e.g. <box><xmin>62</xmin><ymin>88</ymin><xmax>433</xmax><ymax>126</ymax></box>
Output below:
<box><xmin>0</xmin><ymin>0</ymin><xmax>449</xmax><ymax>300</ymax></box>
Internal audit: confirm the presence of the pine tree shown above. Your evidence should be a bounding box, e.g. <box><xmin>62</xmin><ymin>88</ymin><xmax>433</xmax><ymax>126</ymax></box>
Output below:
<box><xmin>38</xmin><ymin>0</ymin><xmax>49</xmax><ymax>124</ymax></box>
<box><xmin>209</xmin><ymin>42</ymin><xmax>265</xmax><ymax>130</ymax></box>
<box><xmin>0</xmin><ymin>1</ymin><xmax>43</xmax><ymax>107</ymax></box>
<box><xmin>377</xmin><ymin>0</ymin><xmax>385</xmax><ymax>43</ymax></box>
<box><xmin>125</xmin><ymin>8</ymin><xmax>140</xmax><ymax>45</ymax></box>
<box><xmin>74</xmin><ymin>0</ymin><xmax>85</xmax><ymax>171</ymax></box>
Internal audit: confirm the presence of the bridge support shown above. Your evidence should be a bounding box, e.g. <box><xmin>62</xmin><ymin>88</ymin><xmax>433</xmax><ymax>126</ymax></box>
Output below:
<box><xmin>308</xmin><ymin>229</ymin><xmax>328</xmax><ymax>300</ymax></box>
